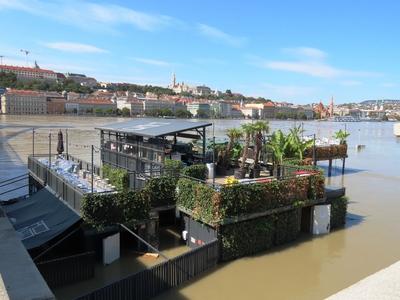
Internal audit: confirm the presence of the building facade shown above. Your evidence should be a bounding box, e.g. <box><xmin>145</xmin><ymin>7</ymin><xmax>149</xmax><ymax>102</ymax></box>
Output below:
<box><xmin>187</xmin><ymin>102</ymin><xmax>210</xmax><ymax>116</ymax></box>
<box><xmin>0</xmin><ymin>64</ymin><xmax>57</xmax><ymax>82</ymax></box>
<box><xmin>1</xmin><ymin>90</ymin><xmax>47</xmax><ymax>114</ymax></box>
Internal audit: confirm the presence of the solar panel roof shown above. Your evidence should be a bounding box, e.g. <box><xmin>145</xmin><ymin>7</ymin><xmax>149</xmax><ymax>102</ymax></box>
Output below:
<box><xmin>96</xmin><ymin>118</ymin><xmax>212</xmax><ymax>138</ymax></box>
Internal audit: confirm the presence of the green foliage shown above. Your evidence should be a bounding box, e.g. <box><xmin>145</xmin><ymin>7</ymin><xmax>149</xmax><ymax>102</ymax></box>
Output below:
<box><xmin>175</xmin><ymin>109</ymin><xmax>192</xmax><ymax>118</ymax></box>
<box><xmin>81</xmin><ymin>192</ymin><xmax>150</xmax><ymax>230</ymax></box>
<box><xmin>0</xmin><ymin>71</ymin><xmax>17</xmax><ymax>87</ymax></box>
<box><xmin>177</xmin><ymin>173</ymin><xmax>323</xmax><ymax>224</ymax></box>
<box><xmin>164</xmin><ymin>159</ymin><xmax>185</xmax><ymax>178</ymax></box>
<box><xmin>275</xmin><ymin>209</ymin><xmax>301</xmax><ymax>245</ymax></box>
<box><xmin>220</xmin><ymin>176</ymin><xmax>310</xmax><ymax>217</ymax></box>
<box><xmin>220</xmin><ymin>216</ymin><xmax>275</xmax><ymax>261</ymax></box>
<box><xmin>220</xmin><ymin>208</ymin><xmax>302</xmax><ymax>261</ymax></box>
<box><xmin>121</xmin><ymin>107</ymin><xmax>130</xmax><ymax>117</ymax></box>
<box><xmin>106</xmin><ymin>83</ymin><xmax>174</xmax><ymax>96</ymax></box>
<box><xmin>0</xmin><ymin>72</ymin><xmax>93</xmax><ymax>93</ymax></box>
<box><xmin>176</xmin><ymin>178</ymin><xmax>220</xmax><ymax>224</ymax></box>
<box><xmin>266</xmin><ymin>130</ymin><xmax>291</xmax><ymax>164</ymax></box>
<box><xmin>334</xmin><ymin>129</ymin><xmax>350</xmax><ymax>144</ymax></box>
<box><xmin>181</xmin><ymin>164</ymin><xmax>208</xmax><ymax>181</ymax></box>
<box><xmin>196</xmin><ymin>109</ymin><xmax>210</xmax><ymax>118</ymax></box>
<box><xmin>102</xmin><ymin>165</ymin><xmax>129</xmax><ymax>191</ymax></box>
<box><xmin>141</xmin><ymin>176</ymin><xmax>177</xmax><ymax>207</ymax></box>
<box><xmin>329</xmin><ymin>196</ymin><xmax>348</xmax><ymax>229</ymax></box>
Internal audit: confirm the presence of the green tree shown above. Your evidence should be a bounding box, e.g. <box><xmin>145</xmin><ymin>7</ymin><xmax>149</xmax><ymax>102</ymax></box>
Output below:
<box><xmin>196</xmin><ymin>109</ymin><xmax>209</xmax><ymax>118</ymax></box>
<box><xmin>240</xmin><ymin>123</ymin><xmax>256</xmax><ymax>172</ymax></box>
<box><xmin>252</xmin><ymin>121</ymin><xmax>269</xmax><ymax>168</ymax></box>
<box><xmin>121</xmin><ymin>107</ymin><xmax>130</xmax><ymax>117</ymax></box>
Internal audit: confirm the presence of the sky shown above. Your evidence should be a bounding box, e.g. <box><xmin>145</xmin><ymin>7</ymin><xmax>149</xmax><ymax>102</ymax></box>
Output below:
<box><xmin>0</xmin><ymin>0</ymin><xmax>400</xmax><ymax>104</ymax></box>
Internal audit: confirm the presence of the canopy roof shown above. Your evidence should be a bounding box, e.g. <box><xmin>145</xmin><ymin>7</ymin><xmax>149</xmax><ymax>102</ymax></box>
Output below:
<box><xmin>96</xmin><ymin>118</ymin><xmax>212</xmax><ymax>138</ymax></box>
<box><xmin>4</xmin><ymin>187</ymin><xmax>81</xmax><ymax>250</ymax></box>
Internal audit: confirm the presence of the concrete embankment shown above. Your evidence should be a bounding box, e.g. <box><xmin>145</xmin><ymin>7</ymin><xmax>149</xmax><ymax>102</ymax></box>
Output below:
<box><xmin>326</xmin><ymin>261</ymin><xmax>400</xmax><ymax>299</ymax></box>
<box><xmin>0</xmin><ymin>208</ymin><xmax>54</xmax><ymax>300</ymax></box>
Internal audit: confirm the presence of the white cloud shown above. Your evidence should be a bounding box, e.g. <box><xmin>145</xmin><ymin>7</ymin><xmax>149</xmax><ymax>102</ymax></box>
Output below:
<box><xmin>0</xmin><ymin>0</ymin><xmax>179</xmax><ymax>32</ymax></box>
<box><xmin>283</xmin><ymin>47</ymin><xmax>327</xmax><ymax>60</ymax></box>
<box><xmin>44</xmin><ymin>42</ymin><xmax>108</xmax><ymax>53</ymax></box>
<box><xmin>132</xmin><ymin>57</ymin><xmax>172</xmax><ymax>67</ymax></box>
<box><xmin>256</xmin><ymin>47</ymin><xmax>382</xmax><ymax>78</ymax></box>
<box><xmin>197</xmin><ymin>23</ymin><xmax>246</xmax><ymax>47</ymax></box>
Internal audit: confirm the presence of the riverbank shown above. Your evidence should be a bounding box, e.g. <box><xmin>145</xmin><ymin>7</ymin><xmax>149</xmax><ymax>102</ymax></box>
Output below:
<box><xmin>1</xmin><ymin>115</ymin><xmax>400</xmax><ymax>299</ymax></box>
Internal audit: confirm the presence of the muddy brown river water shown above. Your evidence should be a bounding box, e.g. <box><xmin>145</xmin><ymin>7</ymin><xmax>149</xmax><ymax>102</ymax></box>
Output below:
<box><xmin>1</xmin><ymin>115</ymin><xmax>400</xmax><ymax>299</ymax></box>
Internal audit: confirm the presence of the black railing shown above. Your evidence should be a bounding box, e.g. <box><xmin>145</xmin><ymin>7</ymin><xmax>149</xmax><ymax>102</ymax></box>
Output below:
<box><xmin>28</xmin><ymin>155</ymin><xmax>85</xmax><ymax>212</ymax></box>
<box><xmin>36</xmin><ymin>252</ymin><xmax>95</xmax><ymax>288</ymax></box>
<box><xmin>76</xmin><ymin>239</ymin><xmax>219</xmax><ymax>300</ymax></box>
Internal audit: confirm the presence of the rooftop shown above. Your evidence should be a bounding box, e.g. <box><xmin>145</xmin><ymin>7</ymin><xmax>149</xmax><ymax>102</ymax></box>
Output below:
<box><xmin>0</xmin><ymin>64</ymin><xmax>56</xmax><ymax>74</ymax></box>
<box><xmin>96</xmin><ymin>118</ymin><xmax>212</xmax><ymax>137</ymax></box>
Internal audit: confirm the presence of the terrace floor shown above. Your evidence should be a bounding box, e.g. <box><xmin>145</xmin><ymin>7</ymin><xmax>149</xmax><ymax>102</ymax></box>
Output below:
<box><xmin>53</xmin><ymin>226</ymin><xmax>189</xmax><ymax>300</ymax></box>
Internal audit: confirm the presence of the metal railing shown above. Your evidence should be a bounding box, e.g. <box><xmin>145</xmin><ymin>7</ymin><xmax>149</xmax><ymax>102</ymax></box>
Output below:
<box><xmin>28</xmin><ymin>155</ymin><xmax>85</xmax><ymax>212</ymax></box>
<box><xmin>75</xmin><ymin>239</ymin><xmax>219</xmax><ymax>300</ymax></box>
<box><xmin>36</xmin><ymin>252</ymin><xmax>95</xmax><ymax>288</ymax></box>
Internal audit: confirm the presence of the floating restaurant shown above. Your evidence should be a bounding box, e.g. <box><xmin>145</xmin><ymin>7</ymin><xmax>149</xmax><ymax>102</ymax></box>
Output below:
<box><xmin>1</xmin><ymin>118</ymin><xmax>349</xmax><ymax>299</ymax></box>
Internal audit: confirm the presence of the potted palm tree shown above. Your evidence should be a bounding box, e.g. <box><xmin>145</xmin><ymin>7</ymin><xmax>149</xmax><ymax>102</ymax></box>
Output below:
<box><xmin>234</xmin><ymin>123</ymin><xmax>255</xmax><ymax>179</ymax></box>
<box><xmin>288</xmin><ymin>125</ymin><xmax>314</xmax><ymax>160</ymax></box>
<box><xmin>251</xmin><ymin>121</ymin><xmax>269</xmax><ymax>178</ymax></box>
<box><xmin>334</xmin><ymin>129</ymin><xmax>350</xmax><ymax>145</ymax></box>
<box><xmin>266</xmin><ymin>130</ymin><xmax>289</xmax><ymax>178</ymax></box>
<box><xmin>226</xmin><ymin>128</ymin><xmax>243</xmax><ymax>169</ymax></box>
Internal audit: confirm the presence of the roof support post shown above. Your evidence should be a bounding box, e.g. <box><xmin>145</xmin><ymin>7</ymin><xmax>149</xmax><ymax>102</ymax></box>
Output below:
<box><xmin>202</xmin><ymin>126</ymin><xmax>206</xmax><ymax>162</ymax></box>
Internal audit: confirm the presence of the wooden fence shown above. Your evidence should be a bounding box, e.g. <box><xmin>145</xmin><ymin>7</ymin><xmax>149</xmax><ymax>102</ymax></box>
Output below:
<box><xmin>76</xmin><ymin>239</ymin><xmax>219</xmax><ymax>300</ymax></box>
<box><xmin>36</xmin><ymin>252</ymin><xmax>95</xmax><ymax>288</ymax></box>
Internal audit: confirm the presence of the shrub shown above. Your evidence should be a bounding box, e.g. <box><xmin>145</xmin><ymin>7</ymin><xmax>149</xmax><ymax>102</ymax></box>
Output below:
<box><xmin>141</xmin><ymin>176</ymin><xmax>177</xmax><ymax>207</ymax></box>
<box><xmin>181</xmin><ymin>164</ymin><xmax>208</xmax><ymax>181</ymax></box>
<box><xmin>102</xmin><ymin>165</ymin><xmax>129</xmax><ymax>191</ymax></box>
<box><xmin>81</xmin><ymin>193</ymin><xmax>123</xmax><ymax>230</ymax></box>
<box><xmin>220</xmin><ymin>216</ymin><xmax>275</xmax><ymax>261</ymax></box>
<box><xmin>164</xmin><ymin>159</ymin><xmax>184</xmax><ymax>178</ymax></box>
<box><xmin>176</xmin><ymin>178</ymin><xmax>220</xmax><ymax>224</ymax></box>
<box><xmin>329</xmin><ymin>196</ymin><xmax>348</xmax><ymax>229</ymax></box>
<box><xmin>118</xmin><ymin>191</ymin><xmax>151</xmax><ymax>228</ymax></box>
<box><xmin>274</xmin><ymin>209</ymin><xmax>301</xmax><ymax>245</ymax></box>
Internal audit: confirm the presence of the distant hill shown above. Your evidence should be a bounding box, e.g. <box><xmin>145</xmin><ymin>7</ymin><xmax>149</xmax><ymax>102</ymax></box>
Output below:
<box><xmin>359</xmin><ymin>99</ymin><xmax>400</xmax><ymax>105</ymax></box>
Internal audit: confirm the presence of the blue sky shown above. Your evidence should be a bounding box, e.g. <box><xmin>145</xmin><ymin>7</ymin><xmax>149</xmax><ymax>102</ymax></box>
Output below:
<box><xmin>0</xmin><ymin>0</ymin><xmax>399</xmax><ymax>103</ymax></box>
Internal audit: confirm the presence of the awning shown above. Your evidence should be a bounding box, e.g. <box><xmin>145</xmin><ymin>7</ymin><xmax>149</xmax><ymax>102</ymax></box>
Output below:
<box><xmin>96</xmin><ymin>118</ymin><xmax>212</xmax><ymax>138</ymax></box>
<box><xmin>3</xmin><ymin>187</ymin><xmax>81</xmax><ymax>250</ymax></box>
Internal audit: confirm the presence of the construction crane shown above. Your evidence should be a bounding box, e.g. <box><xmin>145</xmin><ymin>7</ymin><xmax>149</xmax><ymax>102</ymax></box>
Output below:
<box><xmin>20</xmin><ymin>49</ymin><xmax>30</xmax><ymax>66</ymax></box>
<box><xmin>0</xmin><ymin>55</ymin><xmax>4</xmax><ymax>65</ymax></box>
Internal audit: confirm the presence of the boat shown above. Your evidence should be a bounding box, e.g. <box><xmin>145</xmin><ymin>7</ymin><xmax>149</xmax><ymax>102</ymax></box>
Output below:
<box><xmin>394</xmin><ymin>123</ymin><xmax>400</xmax><ymax>137</ymax></box>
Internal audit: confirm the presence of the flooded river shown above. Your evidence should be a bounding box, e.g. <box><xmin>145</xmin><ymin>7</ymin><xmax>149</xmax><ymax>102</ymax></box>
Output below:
<box><xmin>1</xmin><ymin>115</ymin><xmax>400</xmax><ymax>299</ymax></box>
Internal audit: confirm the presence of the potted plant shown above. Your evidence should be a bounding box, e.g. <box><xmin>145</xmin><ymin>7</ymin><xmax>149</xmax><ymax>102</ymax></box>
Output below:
<box><xmin>234</xmin><ymin>123</ymin><xmax>255</xmax><ymax>179</ymax></box>
<box><xmin>251</xmin><ymin>121</ymin><xmax>269</xmax><ymax>178</ymax></box>
<box><xmin>226</xmin><ymin>128</ymin><xmax>243</xmax><ymax>169</ymax></box>
<box><xmin>266</xmin><ymin>130</ymin><xmax>289</xmax><ymax>178</ymax></box>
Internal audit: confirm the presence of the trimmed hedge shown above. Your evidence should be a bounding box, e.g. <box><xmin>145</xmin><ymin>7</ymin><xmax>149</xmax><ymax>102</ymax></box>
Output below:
<box><xmin>181</xmin><ymin>164</ymin><xmax>208</xmax><ymax>181</ymax></box>
<box><xmin>275</xmin><ymin>209</ymin><xmax>301</xmax><ymax>245</ymax></box>
<box><xmin>177</xmin><ymin>174</ymin><xmax>324</xmax><ymax>224</ymax></box>
<box><xmin>220</xmin><ymin>215</ymin><xmax>275</xmax><ymax>261</ymax></box>
<box><xmin>177</xmin><ymin>178</ymin><xmax>220</xmax><ymax>224</ymax></box>
<box><xmin>220</xmin><ymin>208</ymin><xmax>301</xmax><ymax>261</ymax></box>
<box><xmin>329</xmin><ymin>196</ymin><xmax>348</xmax><ymax>229</ymax></box>
<box><xmin>102</xmin><ymin>164</ymin><xmax>129</xmax><ymax>191</ymax></box>
<box><xmin>81</xmin><ymin>191</ymin><xmax>150</xmax><ymax>230</ymax></box>
<box><xmin>164</xmin><ymin>159</ymin><xmax>184</xmax><ymax>178</ymax></box>
<box><xmin>141</xmin><ymin>176</ymin><xmax>177</xmax><ymax>207</ymax></box>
